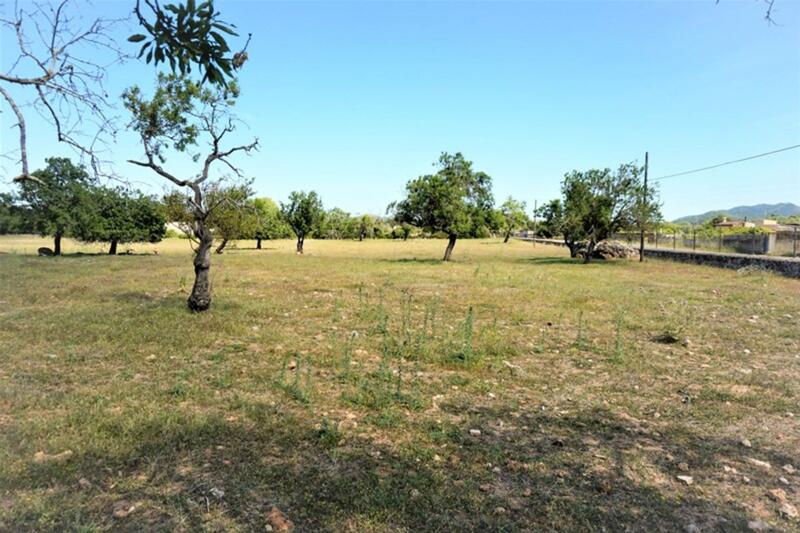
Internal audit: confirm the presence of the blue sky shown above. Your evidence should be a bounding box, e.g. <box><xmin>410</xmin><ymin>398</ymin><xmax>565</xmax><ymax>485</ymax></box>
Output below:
<box><xmin>2</xmin><ymin>0</ymin><xmax>799</xmax><ymax>220</ymax></box>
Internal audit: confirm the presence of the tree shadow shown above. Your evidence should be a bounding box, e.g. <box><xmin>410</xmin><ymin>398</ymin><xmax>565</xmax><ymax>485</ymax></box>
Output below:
<box><xmin>379</xmin><ymin>258</ymin><xmax>443</xmax><ymax>265</ymax></box>
<box><xmin>3</xmin><ymin>402</ymin><xmax>789</xmax><ymax>531</ymax></box>
<box><xmin>517</xmin><ymin>257</ymin><xmax>626</xmax><ymax>267</ymax></box>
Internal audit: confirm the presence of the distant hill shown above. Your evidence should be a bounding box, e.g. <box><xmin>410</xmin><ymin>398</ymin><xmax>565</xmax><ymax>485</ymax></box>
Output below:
<box><xmin>673</xmin><ymin>203</ymin><xmax>800</xmax><ymax>224</ymax></box>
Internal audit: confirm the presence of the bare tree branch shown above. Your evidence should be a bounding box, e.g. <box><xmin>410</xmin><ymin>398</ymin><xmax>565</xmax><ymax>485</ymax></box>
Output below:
<box><xmin>0</xmin><ymin>0</ymin><xmax>126</xmax><ymax>182</ymax></box>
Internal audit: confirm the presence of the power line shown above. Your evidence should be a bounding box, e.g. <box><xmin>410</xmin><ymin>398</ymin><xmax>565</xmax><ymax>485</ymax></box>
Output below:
<box><xmin>652</xmin><ymin>144</ymin><xmax>800</xmax><ymax>182</ymax></box>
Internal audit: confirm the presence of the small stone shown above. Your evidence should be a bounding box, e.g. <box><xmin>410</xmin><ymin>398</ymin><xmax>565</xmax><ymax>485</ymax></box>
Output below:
<box><xmin>782</xmin><ymin>464</ymin><xmax>796</xmax><ymax>474</ymax></box>
<box><xmin>747</xmin><ymin>458</ymin><xmax>772</xmax><ymax>470</ymax></box>
<box><xmin>410</xmin><ymin>488</ymin><xmax>421</xmax><ymax>498</ymax></box>
<box><xmin>740</xmin><ymin>438</ymin><xmax>752</xmax><ymax>448</ymax></box>
<box><xmin>266</xmin><ymin>506</ymin><xmax>294</xmax><ymax>531</ymax></box>
<box><xmin>779</xmin><ymin>477</ymin><xmax>789</xmax><ymax>485</ymax></box>
<box><xmin>723</xmin><ymin>465</ymin><xmax>738</xmax><ymax>474</ymax></box>
<box><xmin>747</xmin><ymin>519</ymin><xmax>770</xmax><ymax>530</ymax></box>
<box><xmin>677</xmin><ymin>462</ymin><xmax>690</xmax><ymax>472</ymax></box>
<box><xmin>767</xmin><ymin>489</ymin><xmax>787</xmax><ymax>503</ymax></box>
<box><xmin>469</xmin><ymin>429</ymin><xmax>481</xmax><ymax>436</ymax></box>
<box><xmin>112</xmin><ymin>501</ymin><xmax>135</xmax><ymax>518</ymax></box>
<box><xmin>779</xmin><ymin>502</ymin><xmax>798</xmax><ymax>519</ymax></box>
<box><xmin>78</xmin><ymin>478</ymin><xmax>92</xmax><ymax>489</ymax></box>
<box><xmin>209</xmin><ymin>487</ymin><xmax>225</xmax><ymax>499</ymax></box>
<box><xmin>494</xmin><ymin>506</ymin><xmax>506</xmax><ymax>514</ymax></box>
<box><xmin>744</xmin><ymin>349</ymin><xmax>752</xmax><ymax>355</ymax></box>
<box><xmin>492</xmin><ymin>466</ymin><xmax>501</xmax><ymax>474</ymax></box>
<box><xmin>33</xmin><ymin>450</ymin><xmax>73</xmax><ymax>464</ymax></box>
<box><xmin>685</xmin><ymin>524</ymin><xmax>701</xmax><ymax>533</ymax></box>
<box><xmin>146</xmin><ymin>354</ymin><xmax>157</xmax><ymax>361</ymax></box>
<box><xmin>676</xmin><ymin>475</ymin><xmax>693</xmax><ymax>485</ymax></box>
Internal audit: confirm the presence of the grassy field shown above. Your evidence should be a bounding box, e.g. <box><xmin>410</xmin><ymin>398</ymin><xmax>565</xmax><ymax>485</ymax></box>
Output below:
<box><xmin>1</xmin><ymin>235</ymin><xmax>799</xmax><ymax>532</ymax></box>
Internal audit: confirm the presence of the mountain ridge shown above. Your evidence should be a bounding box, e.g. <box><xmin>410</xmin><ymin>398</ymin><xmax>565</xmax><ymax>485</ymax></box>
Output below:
<box><xmin>673</xmin><ymin>203</ymin><xmax>800</xmax><ymax>224</ymax></box>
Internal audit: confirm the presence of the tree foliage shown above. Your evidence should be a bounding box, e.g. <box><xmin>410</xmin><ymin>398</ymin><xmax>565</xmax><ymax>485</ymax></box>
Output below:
<box><xmin>205</xmin><ymin>183</ymin><xmax>258</xmax><ymax>253</ymax></box>
<box><xmin>17</xmin><ymin>158</ymin><xmax>96</xmax><ymax>255</ymax></box>
<box><xmin>252</xmin><ymin>197</ymin><xmax>292</xmax><ymax>243</ymax></box>
<box><xmin>74</xmin><ymin>187</ymin><xmax>166</xmax><ymax>253</ymax></box>
<box><xmin>131</xmin><ymin>0</ymin><xmax>250</xmax><ymax>87</ymax></box>
<box><xmin>560</xmin><ymin>163</ymin><xmax>659</xmax><ymax>262</ymax></box>
<box><xmin>388</xmin><ymin>152</ymin><xmax>494</xmax><ymax>260</ymax></box>
<box><xmin>499</xmin><ymin>197</ymin><xmax>528</xmax><ymax>243</ymax></box>
<box><xmin>280</xmin><ymin>191</ymin><xmax>324</xmax><ymax>253</ymax></box>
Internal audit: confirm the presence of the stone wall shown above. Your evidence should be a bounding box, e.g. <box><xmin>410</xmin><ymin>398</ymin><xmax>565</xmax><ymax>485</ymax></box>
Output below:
<box><xmin>643</xmin><ymin>248</ymin><xmax>800</xmax><ymax>279</ymax></box>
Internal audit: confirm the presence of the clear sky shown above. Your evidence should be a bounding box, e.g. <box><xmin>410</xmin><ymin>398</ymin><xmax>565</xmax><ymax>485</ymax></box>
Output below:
<box><xmin>2</xmin><ymin>0</ymin><xmax>799</xmax><ymax>220</ymax></box>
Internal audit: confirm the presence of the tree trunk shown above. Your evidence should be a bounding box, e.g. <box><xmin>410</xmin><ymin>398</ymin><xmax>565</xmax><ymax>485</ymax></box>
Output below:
<box><xmin>256</xmin><ymin>238</ymin><xmax>262</xmax><ymax>249</ymax></box>
<box><xmin>109</xmin><ymin>239</ymin><xmax>118</xmax><ymax>255</ymax></box>
<box><xmin>215</xmin><ymin>238</ymin><xmax>228</xmax><ymax>254</ymax></box>
<box><xmin>296</xmin><ymin>236</ymin><xmax>304</xmax><ymax>254</ymax></box>
<box><xmin>443</xmin><ymin>233</ymin><xmax>457</xmax><ymax>261</ymax></box>
<box><xmin>188</xmin><ymin>222</ymin><xmax>213</xmax><ymax>312</ymax></box>
<box><xmin>583</xmin><ymin>240</ymin><xmax>596</xmax><ymax>264</ymax></box>
<box><xmin>503</xmin><ymin>228</ymin><xmax>511</xmax><ymax>243</ymax></box>
<box><xmin>53</xmin><ymin>233</ymin><xmax>62</xmax><ymax>256</ymax></box>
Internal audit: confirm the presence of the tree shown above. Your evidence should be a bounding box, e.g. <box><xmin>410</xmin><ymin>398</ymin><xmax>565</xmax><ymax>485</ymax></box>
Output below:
<box><xmin>560</xmin><ymin>163</ymin><xmax>658</xmax><ymax>263</ymax></box>
<box><xmin>319</xmin><ymin>208</ymin><xmax>356</xmax><ymax>240</ymax></box>
<box><xmin>74</xmin><ymin>187</ymin><xmax>166</xmax><ymax>254</ymax></box>
<box><xmin>388</xmin><ymin>152</ymin><xmax>494</xmax><ymax>261</ymax></box>
<box><xmin>123</xmin><ymin>73</ymin><xmax>258</xmax><ymax>311</ymax></box>
<box><xmin>358</xmin><ymin>214</ymin><xmax>374</xmax><ymax>241</ymax></box>
<box><xmin>252</xmin><ymin>197</ymin><xmax>292</xmax><ymax>247</ymax></box>
<box><xmin>499</xmin><ymin>197</ymin><xmax>528</xmax><ymax>243</ymax></box>
<box><xmin>1</xmin><ymin>0</ymin><xmax>124</xmax><ymax>182</ymax></box>
<box><xmin>206</xmin><ymin>183</ymin><xmax>258</xmax><ymax>254</ymax></box>
<box><xmin>280</xmin><ymin>191</ymin><xmax>324</xmax><ymax>254</ymax></box>
<box><xmin>534</xmin><ymin>199</ymin><xmax>564</xmax><ymax>240</ymax></box>
<box><xmin>17</xmin><ymin>158</ymin><xmax>95</xmax><ymax>255</ymax></box>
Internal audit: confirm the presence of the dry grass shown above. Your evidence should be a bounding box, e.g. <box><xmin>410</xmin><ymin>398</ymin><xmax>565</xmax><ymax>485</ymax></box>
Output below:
<box><xmin>1</xmin><ymin>235</ymin><xmax>799</xmax><ymax>532</ymax></box>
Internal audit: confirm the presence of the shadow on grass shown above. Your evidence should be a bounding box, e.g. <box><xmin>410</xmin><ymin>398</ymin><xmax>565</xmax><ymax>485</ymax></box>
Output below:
<box><xmin>3</xmin><ymin>402</ymin><xmax>788</xmax><ymax>531</ymax></box>
<box><xmin>517</xmin><ymin>256</ymin><xmax>626</xmax><ymax>267</ymax></box>
<box><xmin>379</xmin><ymin>258</ymin><xmax>443</xmax><ymax>265</ymax></box>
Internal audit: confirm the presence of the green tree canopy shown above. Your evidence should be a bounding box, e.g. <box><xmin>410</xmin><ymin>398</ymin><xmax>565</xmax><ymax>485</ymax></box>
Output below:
<box><xmin>74</xmin><ymin>187</ymin><xmax>166</xmax><ymax>254</ymax></box>
<box><xmin>281</xmin><ymin>191</ymin><xmax>324</xmax><ymax>254</ymax></box>
<box><xmin>560</xmin><ymin>163</ymin><xmax>659</xmax><ymax>262</ymax></box>
<box><xmin>499</xmin><ymin>197</ymin><xmax>528</xmax><ymax>243</ymax></box>
<box><xmin>388</xmin><ymin>152</ymin><xmax>494</xmax><ymax>261</ymax></box>
<box><xmin>17</xmin><ymin>157</ymin><xmax>96</xmax><ymax>255</ymax></box>
<box><xmin>252</xmin><ymin>197</ymin><xmax>292</xmax><ymax>246</ymax></box>
<box><xmin>206</xmin><ymin>183</ymin><xmax>258</xmax><ymax>254</ymax></box>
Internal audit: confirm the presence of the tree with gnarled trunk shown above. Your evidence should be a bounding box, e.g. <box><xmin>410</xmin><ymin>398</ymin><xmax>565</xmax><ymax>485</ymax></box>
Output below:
<box><xmin>280</xmin><ymin>191</ymin><xmax>324</xmax><ymax>254</ymax></box>
<box><xmin>123</xmin><ymin>73</ymin><xmax>258</xmax><ymax>311</ymax></box>
<box><xmin>388</xmin><ymin>153</ymin><xmax>494</xmax><ymax>261</ymax></box>
<box><xmin>0</xmin><ymin>0</ymin><xmax>124</xmax><ymax>182</ymax></box>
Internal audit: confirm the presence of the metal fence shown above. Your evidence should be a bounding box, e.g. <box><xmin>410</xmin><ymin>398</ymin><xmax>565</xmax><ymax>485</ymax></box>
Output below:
<box><xmin>612</xmin><ymin>228</ymin><xmax>799</xmax><ymax>257</ymax></box>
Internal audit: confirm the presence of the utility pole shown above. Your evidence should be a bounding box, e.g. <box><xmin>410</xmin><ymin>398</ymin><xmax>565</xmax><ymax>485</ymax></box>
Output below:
<box><xmin>639</xmin><ymin>151</ymin><xmax>648</xmax><ymax>262</ymax></box>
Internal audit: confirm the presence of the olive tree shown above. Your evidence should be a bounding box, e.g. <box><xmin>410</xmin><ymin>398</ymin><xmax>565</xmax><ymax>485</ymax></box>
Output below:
<box><xmin>499</xmin><ymin>197</ymin><xmax>528</xmax><ymax>243</ymax></box>
<box><xmin>560</xmin><ymin>163</ymin><xmax>659</xmax><ymax>263</ymax></box>
<box><xmin>123</xmin><ymin>73</ymin><xmax>258</xmax><ymax>311</ymax></box>
<box><xmin>280</xmin><ymin>191</ymin><xmax>324</xmax><ymax>254</ymax></box>
<box><xmin>388</xmin><ymin>152</ymin><xmax>494</xmax><ymax>261</ymax></box>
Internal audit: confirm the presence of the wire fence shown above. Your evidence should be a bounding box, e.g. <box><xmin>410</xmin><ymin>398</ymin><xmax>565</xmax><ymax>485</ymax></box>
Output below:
<box><xmin>611</xmin><ymin>228</ymin><xmax>799</xmax><ymax>257</ymax></box>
